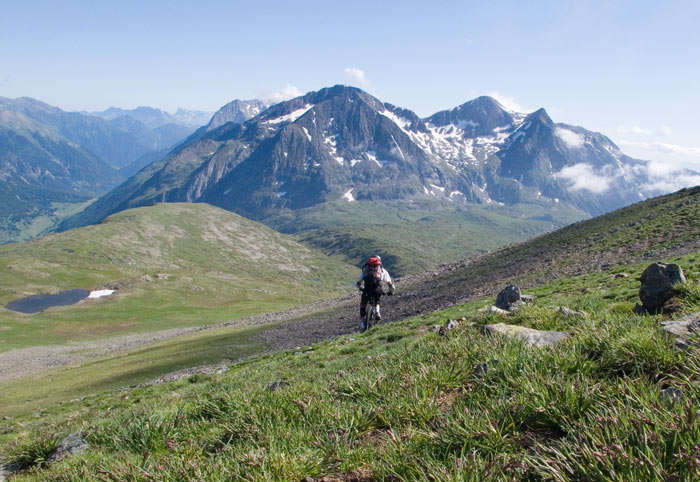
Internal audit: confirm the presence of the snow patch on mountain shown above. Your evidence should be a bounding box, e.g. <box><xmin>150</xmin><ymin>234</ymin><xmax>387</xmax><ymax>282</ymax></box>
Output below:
<box><xmin>265</xmin><ymin>104</ymin><xmax>313</xmax><ymax>125</ymax></box>
<box><xmin>302</xmin><ymin>127</ymin><xmax>312</xmax><ymax>142</ymax></box>
<box><xmin>343</xmin><ymin>188</ymin><xmax>355</xmax><ymax>201</ymax></box>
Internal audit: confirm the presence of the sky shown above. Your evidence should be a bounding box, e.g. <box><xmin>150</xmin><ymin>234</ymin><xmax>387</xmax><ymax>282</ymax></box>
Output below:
<box><xmin>1</xmin><ymin>0</ymin><xmax>699</xmax><ymax>172</ymax></box>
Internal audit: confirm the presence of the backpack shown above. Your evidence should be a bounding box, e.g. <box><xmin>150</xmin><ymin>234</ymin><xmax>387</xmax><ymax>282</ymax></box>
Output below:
<box><xmin>363</xmin><ymin>257</ymin><xmax>382</xmax><ymax>289</ymax></box>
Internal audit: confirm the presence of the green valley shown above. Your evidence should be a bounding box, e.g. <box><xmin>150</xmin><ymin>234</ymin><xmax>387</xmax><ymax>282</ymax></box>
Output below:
<box><xmin>0</xmin><ymin>203</ymin><xmax>356</xmax><ymax>352</ymax></box>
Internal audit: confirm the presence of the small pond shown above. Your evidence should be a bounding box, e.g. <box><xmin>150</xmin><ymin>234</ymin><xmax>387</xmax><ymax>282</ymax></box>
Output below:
<box><xmin>5</xmin><ymin>289</ymin><xmax>90</xmax><ymax>314</ymax></box>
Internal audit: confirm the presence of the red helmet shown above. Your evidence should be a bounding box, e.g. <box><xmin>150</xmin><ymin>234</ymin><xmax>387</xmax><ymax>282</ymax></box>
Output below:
<box><xmin>367</xmin><ymin>255</ymin><xmax>382</xmax><ymax>267</ymax></box>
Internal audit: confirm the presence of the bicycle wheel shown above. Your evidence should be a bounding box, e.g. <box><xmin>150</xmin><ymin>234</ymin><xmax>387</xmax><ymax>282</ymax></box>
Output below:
<box><xmin>363</xmin><ymin>304</ymin><xmax>372</xmax><ymax>332</ymax></box>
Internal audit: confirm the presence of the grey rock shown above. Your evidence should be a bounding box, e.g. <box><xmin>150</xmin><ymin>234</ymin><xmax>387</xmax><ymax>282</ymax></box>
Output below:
<box><xmin>520</xmin><ymin>294</ymin><xmax>534</xmax><ymax>304</ymax></box>
<box><xmin>266</xmin><ymin>380</ymin><xmax>290</xmax><ymax>391</ymax></box>
<box><xmin>638</xmin><ymin>262</ymin><xmax>686</xmax><ymax>314</ymax></box>
<box><xmin>484</xmin><ymin>323</ymin><xmax>569</xmax><ymax>347</ymax></box>
<box><xmin>660</xmin><ymin>386</ymin><xmax>684</xmax><ymax>406</ymax></box>
<box><xmin>444</xmin><ymin>319</ymin><xmax>459</xmax><ymax>331</ymax></box>
<box><xmin>612</xmin><ymin>272</ymin><xmax>631</xmax><ymax>279</ymax></box>
<box><xmin>46</xmin><ymin>434</ymin><xmax>88</xmax><ymax>462</ymax></box>
<box><xmin>474</xmin><ymin>359</ymin><xmax>499</xmax><ymax>378</ymax></box>
<box><xmin>0</xmin><ymin>460</ymin><xmax>24</xmax><ymax>480</ymax></box>
<box><xmin>429</xmin><ymin>325</ymin><xmax>441</xmax><ymax>333</ymax></box>
<box><xmin>495</xmin><ymin>285</ymin><xmax>522</xmax><ymax>311</ymax></box>
<box><xmin>660</xmin><ymin>312</ymin><xmax>700</xmax><ymax>348</ymax></box>
<box><xmin>488</xmin><ymin>305</ymin><xmax>512</xmax><ymax>315</ymax></box>
<box><xmin>556</xmin><ymin>306</ymin><xmax>587</xmax><ymax>317</ymax></box>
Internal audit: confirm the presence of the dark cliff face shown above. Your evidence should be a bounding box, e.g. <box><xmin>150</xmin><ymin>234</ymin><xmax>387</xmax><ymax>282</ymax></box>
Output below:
<box><xmin>59</xmin><ymin>85</ymin><xmax>688</xmax><ymax>230</ymax></box>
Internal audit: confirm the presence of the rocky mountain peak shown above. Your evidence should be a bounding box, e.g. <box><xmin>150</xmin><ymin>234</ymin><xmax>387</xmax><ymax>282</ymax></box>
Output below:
<box><xmin>205</xmin><ymin>99</ymin><xmax>267</xmax><ymax>131</ymax></box>
<box><xmin>426</xmin><ymin>95</ymin><xmax>516</xmax><ymax>136</ymax></box>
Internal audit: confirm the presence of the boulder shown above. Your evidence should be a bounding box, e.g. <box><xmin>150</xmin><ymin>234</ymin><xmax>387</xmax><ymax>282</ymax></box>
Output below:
<box><xmin>638</xmin><ymin>263</ymin><xmax>686</xmax><ymax>314</ymax></box>
<box><xmin>266</xmin><ymin>380</ymin><xmax>290</xmax><ymax>391</ymax></box>
<box><xmin>483</xmin><ymin>323</ymin><xmax>568</xmax><ymax>347</ymax></box>
<box><xmin>495</xmin><ymin>285</ymin><xmax>522</xmax><ymax>311</ymax></box>
<box><xmin>660</xmin><ymin>312</ymin><xmax>700</xmax><ymax>349</ymax></box>
<box><xmin>47</xmin><ymin>434</ymin><xmax>88</xmax><ymax>462</ymax></box>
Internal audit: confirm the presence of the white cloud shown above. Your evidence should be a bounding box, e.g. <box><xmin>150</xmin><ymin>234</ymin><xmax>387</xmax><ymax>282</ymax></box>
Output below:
<box><xmin>660</xmin><ymin>124</ymin><xmax>673</xmax><ymax>136</ymax></box>
<box><xmin>555</xmin><ymin>127</ymin><xmax>585</xmax><ymax>148</ymax></box>
<box><xmin>345</xmin><ymin>67</ymin><xmax>370</xmax><ymax>89</ymax></box>
<box><xmin>485</xmin><ymin>92</ymin><xmax>531</xmax><ymax>113</ymax></box>
<box><xmin>554</xmin><ymin>163</ymin><xmax>613</xmax><ymax>194</ymax></box>
<box><xmin>641</xmin><ymin>160</ymin><xmax>700</xmax><ymax>192</ymax></box>
<box><xmin>260</xmin><ymin>84</ymin><xmax>302</xmax><ymax>105</ymax></box>
<box><xmin>617</xmin><ymin>139</ymin><xmax>700</xmax><ymax>171</ymax></box>
<box><xmin>617</xmin><ymin>125</ymin><xmax>653</xmax><ymax>136</ymax></box>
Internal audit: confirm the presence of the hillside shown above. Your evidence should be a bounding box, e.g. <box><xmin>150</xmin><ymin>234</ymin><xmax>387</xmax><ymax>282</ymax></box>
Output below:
<box><xmin>0</xmin><ymin>203</ymin><xmax>356</xmax><ymax>353</ymax></box>
<box><xmin>1</xmin><ymin>188</ymin><xmax>699</xmax><ymax>480</ymax></box>
<box><xmin>266</xmin><ymin>199</ymin><xmax>586</xmax><ymax>276</ymax></box>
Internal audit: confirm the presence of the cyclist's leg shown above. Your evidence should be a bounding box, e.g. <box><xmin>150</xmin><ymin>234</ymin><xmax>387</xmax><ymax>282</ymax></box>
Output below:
<box><xmin>374</xmin><ymin>289</ymin><xmax>383</xmax><ymax>319</ymax></box>
<box><xmin>360</xmin><ymin>291</ymin><xmax>370</xmax><ymax>331</ymax></box>
<box><xmin>360</xmin><ymin>291</ymin><xmax>369</xmax><ymax>319</ymax></box>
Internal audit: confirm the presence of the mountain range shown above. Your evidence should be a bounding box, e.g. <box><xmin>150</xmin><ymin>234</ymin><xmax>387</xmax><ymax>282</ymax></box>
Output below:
<box><xmin>58</xmin><ymin>85</ymin><xmax>696</xmax><ymax>235</ymax></box>
<box><xmin>0</xmin><ymin>97</ymin><xmax>267</xmax><ymax>242</ymax></box>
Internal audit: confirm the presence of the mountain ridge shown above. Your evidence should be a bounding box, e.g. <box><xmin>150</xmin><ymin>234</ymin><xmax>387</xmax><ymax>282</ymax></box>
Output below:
<box><xmin>59</xmin><ymin>84</ymin><xmax>698</xmax><ymax>235</ymax></box>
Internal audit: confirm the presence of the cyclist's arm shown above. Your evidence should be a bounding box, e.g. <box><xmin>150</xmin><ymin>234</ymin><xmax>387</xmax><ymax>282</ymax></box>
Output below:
<box><xmin>381</xmin><ymin>270</ymin><xmax>396</xmax><ymax>293</ymax></box>
<box><xmin>355</xmin><ymin>271</ymin><xmax>364</xmax><ymax>290</ymax></box>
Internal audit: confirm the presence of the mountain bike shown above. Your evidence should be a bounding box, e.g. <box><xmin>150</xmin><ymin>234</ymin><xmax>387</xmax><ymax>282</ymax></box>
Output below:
<box><xmin>363</xmin><ymin>295</ymin><xmax>381</xmax><ymax>332</ymax></box>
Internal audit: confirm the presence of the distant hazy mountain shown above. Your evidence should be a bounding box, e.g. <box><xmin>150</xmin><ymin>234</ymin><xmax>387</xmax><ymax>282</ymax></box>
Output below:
<box><xmin>91</xmin><ymin>105</ymin><xmax>214</xmax><ymax>129</ymax></box>
<box><xmin>0</xmin><ymin>108</ymin><xmax>123</xmax><ymax>241</ymax></box>
<box><xmin>60</xmin><ymin>85</ymin><xmax>695</xmax><ymax>233</ymax></box>
<box><xmin>0</xmin><ymin>96</ymin><xmax>153</xmax><ymax>169</ymax></box>
<box><xmin>0</xmin><ymin>97</ymin><xmax>210</xmax><ymax>242</ymax></box>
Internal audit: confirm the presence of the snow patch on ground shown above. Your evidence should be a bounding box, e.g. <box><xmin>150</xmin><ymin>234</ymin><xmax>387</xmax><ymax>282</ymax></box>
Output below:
<box><xmin>89</xmin><ymin>290</ymin><xmax>115</xmax><ymax>299</ymax></box>
<box><xmin>343</xmin><ymin>188</ymin><xmax>355</xmax><ymax>202</ymax></box>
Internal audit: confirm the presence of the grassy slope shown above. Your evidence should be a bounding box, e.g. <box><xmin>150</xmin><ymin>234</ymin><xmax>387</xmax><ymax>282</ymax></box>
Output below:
<box><xmin>0</xmin><ymin>203</ymin><xmax>356</xmax><ymax>352</ymax></box>
<box><xmin>266</xmin><ymin>199</ymin><xmax>587</xmax><ymax>276</ymax></box>
<box><xmin>1</xmin><ymin>188</ymin><xmax>699</xmax><ymax>480</ymax></box>
<box><xmin>1</xmin><ymin>255</ymin><xmax>699</xmax><ymax>481</ymax></box>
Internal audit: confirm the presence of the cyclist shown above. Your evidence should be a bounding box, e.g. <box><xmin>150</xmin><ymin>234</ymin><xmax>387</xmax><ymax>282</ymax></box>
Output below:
<box><xmin>355</xmin><ymin>255</ymin><xmax>395</xmax><ymax>332</ymax></box>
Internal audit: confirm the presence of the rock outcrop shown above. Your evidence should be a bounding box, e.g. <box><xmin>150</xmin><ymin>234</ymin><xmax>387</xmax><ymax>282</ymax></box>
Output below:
<box><xmin>660</xmin><ymin>312</ymin><xmax>700</xmax><ymax>348</ymax></box>
<box><xmin>483</xmin><ymin>323</ymin><xmax>568</xmax><ymax>347</ymax></box>
<box><xmin>494</xmin><ymin>285</ymin><xmax>522</xmax><ymax>311</ymax></box>
<box><xmin>47</xmin><ymin>434</ymin><xmax>88</xmax><ymax>462</ymax></box>
<box><xmin>636</xmin><ymin>262</ymin><xmax>686</xmax><ymax>315</ymax></box>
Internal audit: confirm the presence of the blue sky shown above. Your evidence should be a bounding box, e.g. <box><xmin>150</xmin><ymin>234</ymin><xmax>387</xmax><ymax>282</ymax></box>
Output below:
<box><xmin>1</xmin><ymin>0</ymin><xmax>698</xmax><ymax>171</ymax></box>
